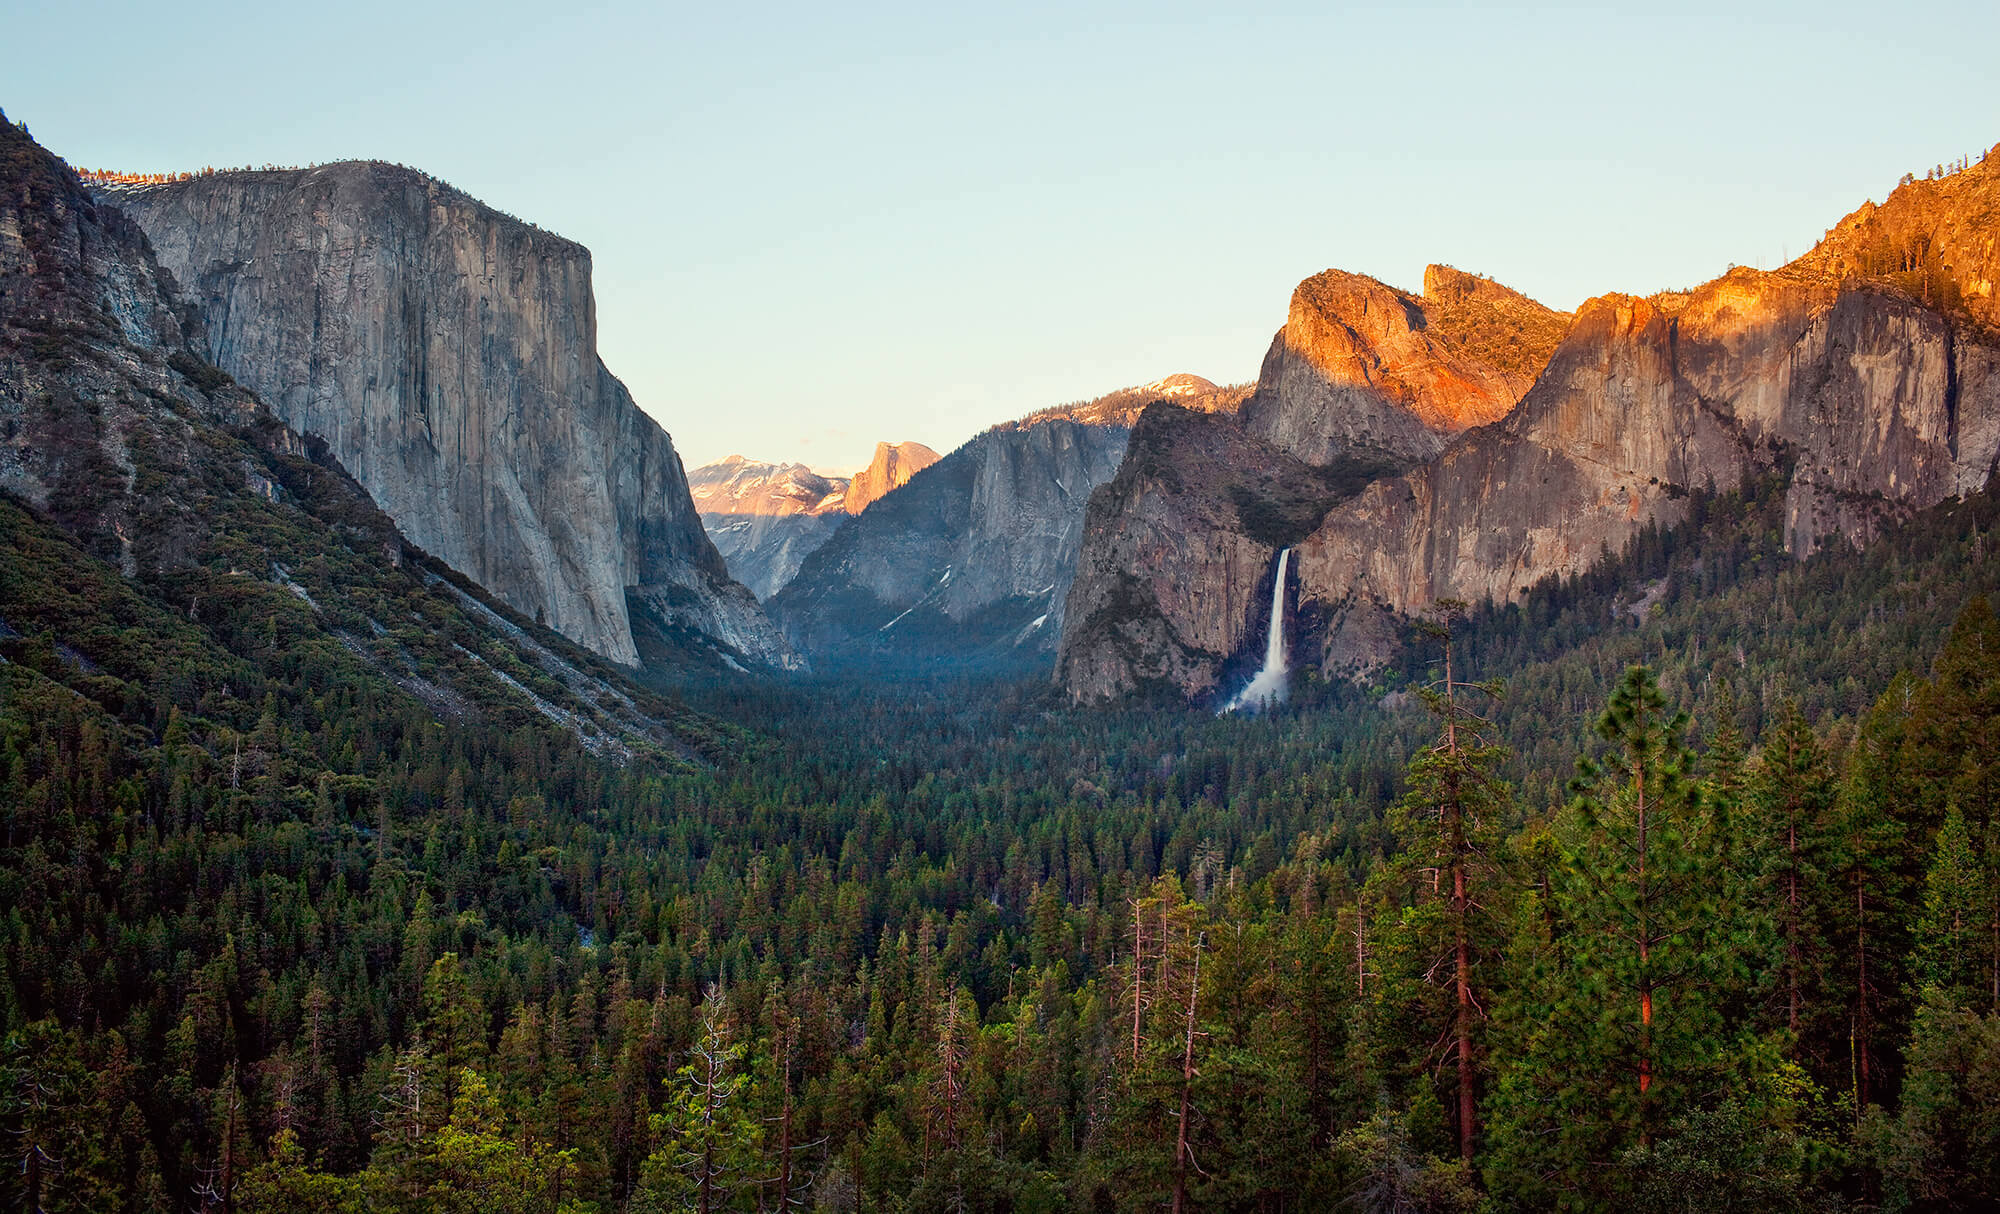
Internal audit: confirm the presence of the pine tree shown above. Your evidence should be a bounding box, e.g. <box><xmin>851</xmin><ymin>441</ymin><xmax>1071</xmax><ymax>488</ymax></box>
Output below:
<box><xmin>1741</xmin><ymin>701</ymin><xmax>1838</xmax><ymax>1060</ymax></box>
<box><xmin>421</xmin><ymin>954</ymin><xmax>488</xmax><ymax>1124</ymax></box>
<box><xmin>1914</xmin><ymin>805</ymin><xmax>1985</xmax><ymax>1002</ymax></box>
<box><xmin>639</xmin><ymin>985</ymin><xmax>762</xmax><ymax>1214</ymax></box>
<box><xmin>1382</xmin><ymin>601</ymin><xmax>1512</xmax><ymax>1166</ymax></box>
<box><xmin>1486</xmin><ymin>667</ymin><xmax>1737</xmax><ymax>1205</ymax></box>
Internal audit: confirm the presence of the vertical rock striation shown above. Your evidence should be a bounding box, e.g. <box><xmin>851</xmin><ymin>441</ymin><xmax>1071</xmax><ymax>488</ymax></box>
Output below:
<box><xmin>96</xmin><ymin>163</ymin><xmax>799</xmax><ymax>671</ymax></box>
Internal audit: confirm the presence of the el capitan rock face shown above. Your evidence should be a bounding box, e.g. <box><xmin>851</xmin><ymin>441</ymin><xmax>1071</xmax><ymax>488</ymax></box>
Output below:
<box><xmin>1</xmin><ymin>118</ymin><xmax>702</xmax><ymax>755</ymax></box>
<box><xmin>1060</xmin><ymin>150</ymin><xmax>2000</xmax><ymax>702</ymax></box>
<box><xmin>95</xmin><ymin>163</ymin><xmax>800</xmax><ymax>672</ymax></box>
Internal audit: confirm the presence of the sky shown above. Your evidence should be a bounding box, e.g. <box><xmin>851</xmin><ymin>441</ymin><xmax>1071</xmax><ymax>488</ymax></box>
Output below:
<box><xmin>10</xmin><ymin>1</ymin><xmax>2000</xmax><ymax>471</ymax></box>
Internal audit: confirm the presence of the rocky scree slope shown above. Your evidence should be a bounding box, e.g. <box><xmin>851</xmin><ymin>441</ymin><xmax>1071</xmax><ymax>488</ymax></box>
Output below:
<box><xmin>1060</xmin><ymin>268</ymin><xmax>1565</xmax><ymax>701</ymax></box>
<box><xmin>93</xmin><ymin>163</ymin><xmax>799</xmax><ymax>672</ymax></box>
<box><xmin>0</xmin><ymin>115</ymin><xmax>722</xmax><ymax>762</ymax></box>
<box><xmin>1062</xmin><ymin>152</ymin><xmax>2000</xmax><ymax>702</ymax></box>
<box><xmin>690</xmin><ymin>441</ymin><xmax>939</xmax><ymax>600</ymax></box>
<box><xmin>769</xmin><ymin>378</ymin><xmax>1243</xmax><ymax>665</ymax></box>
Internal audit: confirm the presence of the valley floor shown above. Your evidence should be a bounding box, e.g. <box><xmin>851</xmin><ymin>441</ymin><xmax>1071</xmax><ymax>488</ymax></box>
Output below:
<box><xmin>6</xmin><ymin>470</ymin><xmax>2000</xmax><ymax>1211</ymax></box>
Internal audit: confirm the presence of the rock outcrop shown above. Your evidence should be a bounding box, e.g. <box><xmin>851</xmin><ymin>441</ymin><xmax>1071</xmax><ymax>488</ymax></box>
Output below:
<box><xmin>1060</xmin><ymin>150</ymin><xmax>2000</xmax><ymax>702</ymax></box>
<box><xmin>1239</xmin><ymin>266</ymin><xmax>1569</xmax><ymax>465</ymax></box>
<box><xmin>1296</xmin><ymin>260</ymin><xmax>2000</xmax><ymax>667</ymax></box>
<box><xmin>844</xmin><ymin>440</ymin><xmax>939</xmax><ymax>514</ymax></box>
<box><xmin>770</xmin><ymin>379</ymin><xmax>1243</xmax><ymax>665</ymax></box>
<box><xmin>95</xmin><ymin>163</ymin><xmax>800</xmax><ymax>671</ymax></box>
<box><xmin>1060</xmin><ymin>267</ymin><xmax>1563</xmax><ymax>701</ymax></box>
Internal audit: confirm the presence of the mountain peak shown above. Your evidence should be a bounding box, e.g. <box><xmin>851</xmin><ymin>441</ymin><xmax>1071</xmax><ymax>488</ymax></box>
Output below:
<box><xmin>1141</xmin><ymin>373</ymin><xmax>1220</xmax><ymax>398</ymax></box>
<box><xmin>1239</xmin><ymin>264</ymin><xmax>1568</xmax><ymax>466</ymax></box>
<box><xmin>847</xmin><ymin>442</ymin><xmax>941</xmax><ymax>515</ymax></box>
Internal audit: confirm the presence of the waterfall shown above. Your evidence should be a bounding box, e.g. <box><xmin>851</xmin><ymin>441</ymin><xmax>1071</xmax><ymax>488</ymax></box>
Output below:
<box><xmin>1222</xmin><ymin>547</ymin><xmax>1291</xmax><ymax>713</ymax></box>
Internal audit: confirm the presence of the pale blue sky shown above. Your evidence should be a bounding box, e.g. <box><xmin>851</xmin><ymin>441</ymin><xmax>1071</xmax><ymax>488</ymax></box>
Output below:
<box><xmin>10</xmin><ymin>2</ymin><xmax>1998</xmax><ymax>470</ymax></box>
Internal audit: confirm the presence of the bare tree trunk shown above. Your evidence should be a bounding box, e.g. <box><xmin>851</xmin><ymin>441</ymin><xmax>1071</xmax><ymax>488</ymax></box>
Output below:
<box><xmin>1990</xmin><ymin>888</ymin><xmax>1999</xmax><ymax>1013</ymax></box>
<box><xmin>1131</xmin><ymin>899</ymin><xmax>1147</xmax><ymax>1068</ymax></box>
<box><xmin>778</xmin><ymin>1061</ymin><xmax>793</xmax><ymax>1212</ymax></box>
<box><xmin>1355</xmin><ymin>907</ymin><xmax>1368</xmax><ymax>996</ymax></box>
<box><xmin>1172</xmin><ymin>935</ymin><xmax>1203</xmax><ymax>1214</ymax></box>
<box><xmin>1635</xmin><ymin>712</ymin><xmax>1654</xmax><ymax>1147</ymax></box>
<box><xmin>1855</xmin><ymin>878</ymin><xmax>1871</xmax><ymax>1116</ymax></box>
<box><xmin>220</xmin><ymin>1071</ymin><xmax>240</xmax><ymax>1214</ymax></box>
<box><xmin>1454</xmin><ymin>857</ymin><xmax>1476</xmax><ymax>1164</ymax></box>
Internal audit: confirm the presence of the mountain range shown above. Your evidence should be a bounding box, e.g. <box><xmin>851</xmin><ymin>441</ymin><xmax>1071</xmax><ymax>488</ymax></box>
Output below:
<box><xmin>13</xmin><ymin>113</ymin><xmax>2000</xmax><ymax>713</ymax></box>
<box><xmin>760</xmin><ymin>375</ymin><xmax>1245</xmax><ymax>666</ymax></box>
<box><xmin>1058</xmin><ymin>152</ymin><xmax>2000</xmax><ymax>703</ymax></box>
<box><xmin>688</xmin><ymin>440</ymin><xmax>939</xmax><ymax>599</ymax></box>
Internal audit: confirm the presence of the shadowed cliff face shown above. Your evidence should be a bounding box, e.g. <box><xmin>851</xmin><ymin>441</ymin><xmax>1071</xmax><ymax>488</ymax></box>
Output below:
<box><xmin>96</xmin><ymin>164</ymin><xmax>800</xmax><ymax>672</ymax></box>
<box><xmin>768</xmin><ymin>419</ymin><xmax>1133</xmax><ymax>664</ymax></box>
<box><xmin>1060</xmin><ymin>148</ymin><xmax>2000</xmax><ymax>702</ymax></box>
<box><xmin>1054</xmin><ymin>405</ymin><xmax>1394</xmax><ymax>702</ymax></box>
<box><xmin>767</xmin><ymin>379</ymin><xmax>1244</xmax><ymax>667</ymax></box>
<box><xmin>2</xmin><ymin>120</ymin><xmax>254</xmax><ymax>576</ymax></box>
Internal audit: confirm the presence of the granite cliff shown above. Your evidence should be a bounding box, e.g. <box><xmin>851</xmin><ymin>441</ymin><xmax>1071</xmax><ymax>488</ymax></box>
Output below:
<box><xmin>1240</xmin><ymin>265</ymin><xmax>1569</xmax><ymax>464</ymax></box>
<box><xmin>1060</xmin><ymin>268</ymin><xmax>1563</xmax><ymax>701</ymax></box>
<box><xmin>94</xmin><ymin>163</ymin><xmax>799</xmax><ymax>672</ymax></box>
<box><xmin>770</xmin><ymin>378</ymin><xmax>1243</xmax><ymax>665</ymax></box>
<box><xmin>1</xmin><ymin>116</ymin><xmax>712</xmax><ymax>758</ymax></box>
<box><xmin>690</xmin><ymin>441</ymin><xmax>939</xmax><ymax>600</ymax></box>
<box><xmin>1060</xmin><ymin>152</ymin><xmax>2000</xmax><ymax>702</ymax></box>
<box><xmin>845</xmin><ymin>440</ymin><xmax>940</xmax><ymax>514</ymax></box>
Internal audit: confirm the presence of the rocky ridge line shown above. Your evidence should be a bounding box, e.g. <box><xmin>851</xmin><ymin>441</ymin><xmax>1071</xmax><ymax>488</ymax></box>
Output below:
<box><xmin>1059</xmin><ymin>149</ymin><xmax>2000</xmax><ymax>702</ymax></box>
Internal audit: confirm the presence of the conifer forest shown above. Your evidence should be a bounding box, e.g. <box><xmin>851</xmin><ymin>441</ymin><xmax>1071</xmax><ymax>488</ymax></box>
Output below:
<box><xmin>6</xmin><ymin>455</ymin><xmax>2000</xmax><ymax>1212</ymax></box>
